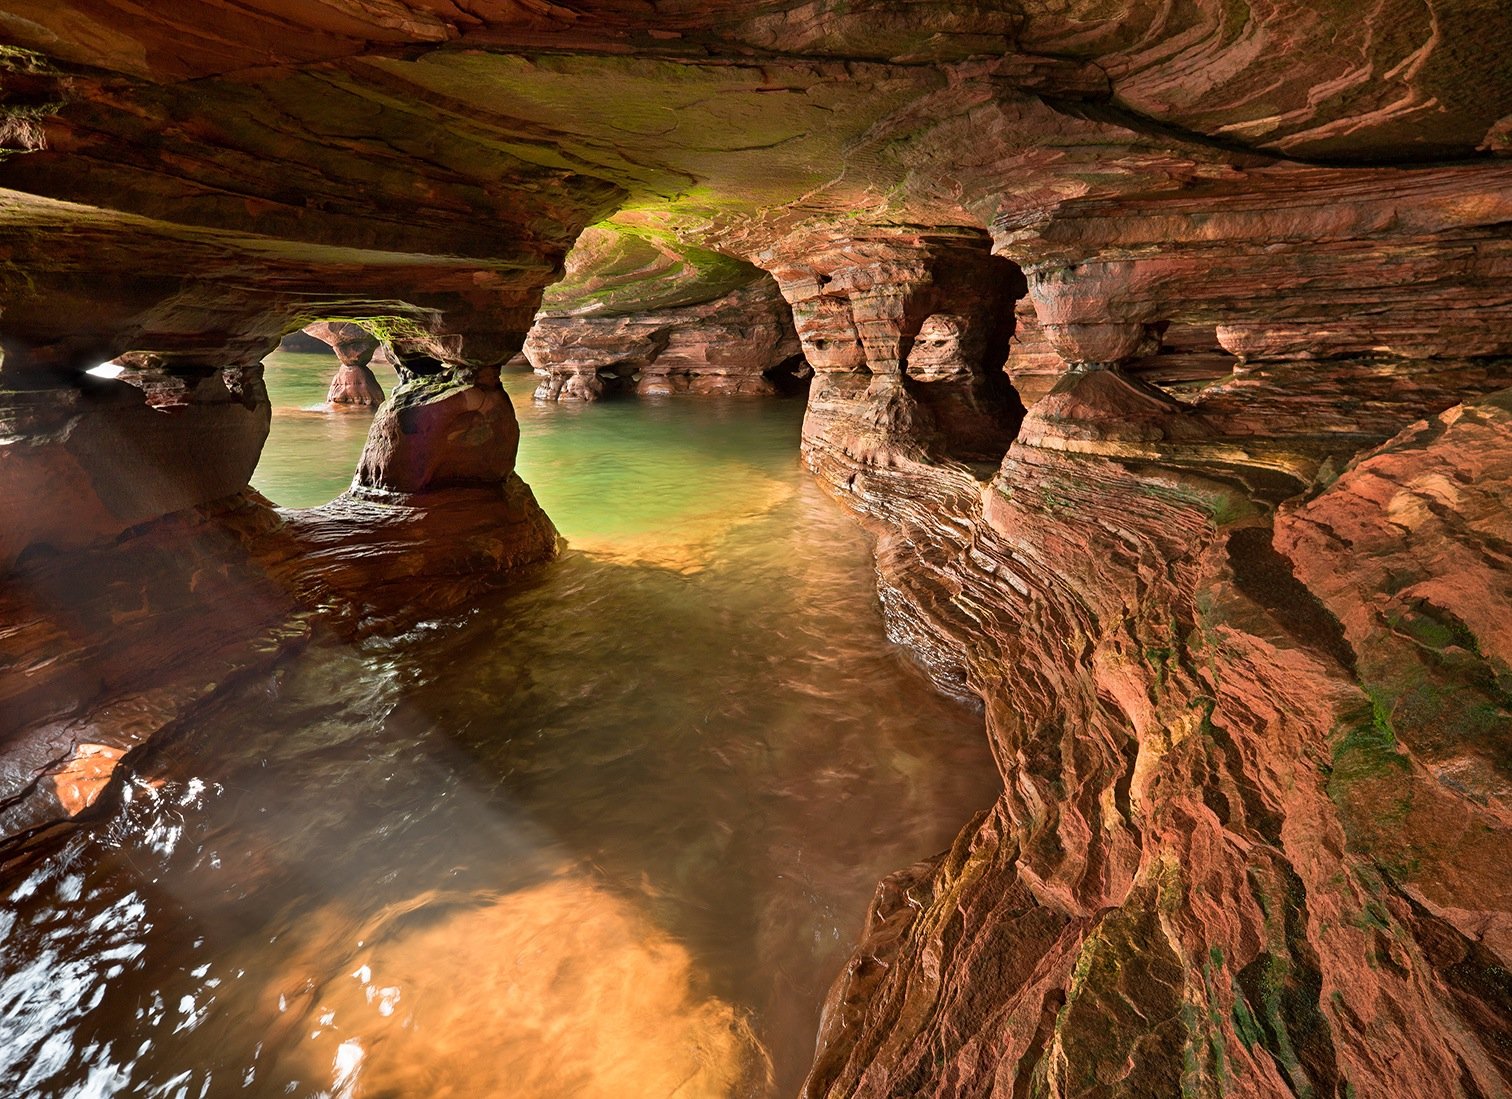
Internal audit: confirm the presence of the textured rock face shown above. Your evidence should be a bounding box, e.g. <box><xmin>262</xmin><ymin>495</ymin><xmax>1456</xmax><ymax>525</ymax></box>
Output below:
<box><xmin>803</xmin><ymin>367</ymin><xmax>1512</xmax><ymax>1099</ymax></box>
<box><xmin>527</xmin><ymin>275</ymin><xmax>806</xmax><ymax>401</ymax></box>
<box><xmin>1</xmin><ymin>1</ymin><xmax>1511</xmax><ymax>1095</ymax></box>
<box><xmin>765</xmin><ymin>228</ymin><xmax>1026</xmax><ymax>473</ymax></box>
<box><xmin>304</xmin><ymin>321</ymin><xmax>385</xmax><ymax>405</ymax></box>
<box><xmin>0</xmin><ymin>355</ymin><xmax>556</xmax><ymax>856</ymax></box>
<box><xmin>787</xmin><ymin>154</ymin><xmax>1512</xmax><ymax>1097</ymax></box>
<box><xmin>0</xmin><ymin>362</ymin><xmax>270</xmax><ymax>571</ymax></box>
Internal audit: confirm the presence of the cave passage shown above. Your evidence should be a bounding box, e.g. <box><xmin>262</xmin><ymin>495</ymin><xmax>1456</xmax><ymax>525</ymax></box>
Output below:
<box><xmin>251</xmin><ymin>346</ymin><xmax>401</xmax><ymax>507</ymax></box>
<box><xmin>0</xmin><ymin>370</ymin><xmax>1001</xmax><ymax>1098</ymax></box>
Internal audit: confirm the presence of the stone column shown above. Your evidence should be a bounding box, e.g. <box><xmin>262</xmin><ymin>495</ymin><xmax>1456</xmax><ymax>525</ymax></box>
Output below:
<box><xmin>303</xmin><ymin>322</ymin><xmax>385</xmax><ymax>406</ymax></box>
<box><xmin>762</xmin><ymin>227</ymin><xmax>1025</xmax><ymax>486</ymax></box>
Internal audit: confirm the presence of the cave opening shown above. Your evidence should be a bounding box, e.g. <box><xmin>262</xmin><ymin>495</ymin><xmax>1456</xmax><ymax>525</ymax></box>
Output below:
<box><xmin>2</xmin><ymin>314</ymin><xmax>1006</xmax><ymax>1099</ymax></box>
<box><xmin>899</xmin><ymin>252</ymin><xmax>1028</xmax><ymax>466</ymax></box>
<box><xmin>250</xmin><ymin>329</ymin><xmax>400</xmax><ymax>508</ymax></box>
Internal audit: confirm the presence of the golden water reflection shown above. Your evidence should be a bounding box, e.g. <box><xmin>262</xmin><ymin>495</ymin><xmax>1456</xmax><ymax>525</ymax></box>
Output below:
<box><xmin>283</xmin><ymin>873</ymin><xmax>770</xmax><ymax>1098</ymax></box>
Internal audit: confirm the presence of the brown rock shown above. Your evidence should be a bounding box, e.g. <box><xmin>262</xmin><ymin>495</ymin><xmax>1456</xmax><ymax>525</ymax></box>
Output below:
<box><xmin>0</xmin><ymin>361</ymin><xmax>269</xmax><ymax>570</ymax></box>
<box><xmin>355</xmin><ymin>365</ymin><xmax>519</xmax><ymax>496</ymax></box>
<box><xmin>1</xmin><ymin>3</ymin><xmax>1511</xmax><ymax>1094</ymax></box>
<box><xmin>526</xmin><ymin>276</ymin><xmax>806</xmax><ymax>401</ymax></box>
<box><xmin>764</xmin><ymin>227</ymin><xmax>1026</xmax><ymax>480</ymax></box>
<box><xmin>303</xmin><ymin>321</ymin><xmax>385</xmax><ymax>405</ymax></box>
<box><xmin>325</xmin><ymin>362</ymin><xmax>385</xmax><ymax>406</ymax></box>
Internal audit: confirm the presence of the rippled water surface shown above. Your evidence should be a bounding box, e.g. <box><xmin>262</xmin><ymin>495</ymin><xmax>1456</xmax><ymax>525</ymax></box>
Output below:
<box><xmin>1</xmin><ymin>356</ymin><xmax>999</xmax><ymax>1097</ymax></box>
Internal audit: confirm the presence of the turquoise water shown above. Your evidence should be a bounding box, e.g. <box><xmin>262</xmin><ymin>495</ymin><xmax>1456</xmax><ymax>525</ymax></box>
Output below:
<box><xmin>250</xmin><ymin>350</ymin><xmax>399</xmax><ymax>508</ymax></box>
<box><xmin>1</xmin><ymin>357</ymin><xmax>999</xmax><ymax>1097</ymax></box>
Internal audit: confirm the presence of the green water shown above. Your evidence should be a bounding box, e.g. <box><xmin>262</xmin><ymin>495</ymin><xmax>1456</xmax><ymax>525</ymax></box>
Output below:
<box><xmin>250</xmin><ymin>350</ymin><xmax>400</xmax><ymax>508</ymax></box>
<box><xmin>2</xmin><ymin>353</ymin><xmax>999</xmax><ymax>1098</ymax></box>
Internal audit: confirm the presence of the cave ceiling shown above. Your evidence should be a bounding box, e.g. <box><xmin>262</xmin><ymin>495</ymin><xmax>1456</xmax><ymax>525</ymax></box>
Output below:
<box><xmin>0</xmin><ymin>0</ymin><xmax>1507</xmax><ymax>365</ymax></box>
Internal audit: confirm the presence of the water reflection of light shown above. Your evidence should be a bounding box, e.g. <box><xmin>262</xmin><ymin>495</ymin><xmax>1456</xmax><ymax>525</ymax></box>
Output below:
<box><xmin>281</xmin><ymin>872</ymin><xmax>771</xmax><ymax>1099</ymax></box>
<box><xmin>51</xmin><ymin>743</ymin><xmax>128</xmax><ymax>815</ymax></box>
<box><xmin>569</xmin><ymin>473</ymin><xmax>793</xmax><ymax>572</ymax></box>
<box><xmin>332</xmin><ymin>1038</ymin><xmax>364</xmax><ymax>1098</ymax></box>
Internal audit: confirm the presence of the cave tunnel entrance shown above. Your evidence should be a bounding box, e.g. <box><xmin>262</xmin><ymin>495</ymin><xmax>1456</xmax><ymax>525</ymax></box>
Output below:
<box><xmin>525</xmin><ymin>222</ymin><xmax>814</xmax><ymax>404</ymax></box>
<box><xmin>249</xmin><ymin>327</ymin><xmax>400</xmax><ymax>509</ymax></box>
<box><xmin>1122</xmin><ymin>320</ymin><xmax>1242</xmax><ymax>398</ymax></box>
<box><xmin>900</xmin><ymin>251</ymin><xmax>1029</xmax><ymax>467</ymax></box>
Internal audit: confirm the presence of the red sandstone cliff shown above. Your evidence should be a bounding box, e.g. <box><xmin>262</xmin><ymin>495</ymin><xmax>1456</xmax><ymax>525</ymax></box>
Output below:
<box><xmin>526</xmin><ymin>274</ymin><xmax>808</xmax><ymax>401</ymax></box>
<box><xmin>0</xmin><ymin>2</ymin><xmax>1509</xmax><ymax>1095</ymax></box>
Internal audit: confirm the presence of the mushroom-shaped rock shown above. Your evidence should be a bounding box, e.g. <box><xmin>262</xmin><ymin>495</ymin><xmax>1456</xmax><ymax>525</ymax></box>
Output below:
<box><xmin>303</xmin><ymin>322</ymin><xmax>385</xmax><ymax>406</ymax></box>
<box><xmin>355</xmin><ymin>366</ymin><xmax>518</xmax><ymax>496</ymax></box>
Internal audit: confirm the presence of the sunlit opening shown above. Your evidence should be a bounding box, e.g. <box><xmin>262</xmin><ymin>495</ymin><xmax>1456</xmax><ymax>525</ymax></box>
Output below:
<box><xmin>250</xmin><ymin>339</ymin><xmax>400</xmax><ymax>508</ymax></box>
<box><xmin>86</xmin><ymin>362</ymin><xmax>125</xmax><ymax>379</ymax></box>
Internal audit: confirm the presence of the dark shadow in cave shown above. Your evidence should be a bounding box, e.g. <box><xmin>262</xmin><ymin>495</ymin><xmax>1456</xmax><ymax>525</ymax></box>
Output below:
<box><xmin>901</xmin><ymin>252</ymin><xmax>1028</xmax><ymax>466</ymax></box>
<box><xmin>762</xmin><ymin>352</ymin><xmax>814</xmax><ymax>397</ymax></box>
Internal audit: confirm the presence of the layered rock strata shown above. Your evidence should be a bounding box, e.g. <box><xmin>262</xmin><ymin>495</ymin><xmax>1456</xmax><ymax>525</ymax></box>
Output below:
<box><xmin>764</xmin><ymin>228</ymin><xmax>1026</xmax><ymax>472</ymax></box>
<box><xmin>794</xmin><ymin>186</ymin><xmax>1512</xmax><ymax>1095</ymax></box>
<box><xmin>525</xmin><ymin>225</ymin><xmax>808</xmax><ymax>400</ymax></box>
<box><xmin>304</xmin><ymin>320</ymin><xmax>385</xmax><ymax>406</ymax></box>
<box><xmin>0</xmin><ymin>333</ymin><xmax>555</xmax><ymax>865</ymax></box>
<box><xmin>527</xmin><ymin>276</ymin><xmax>806</xmax><ymax>400</ymax></box>
<box><xmin>0</xmin><ymin>1</ymin><xmax>1510</xmax><ymax>1095</ymax></box>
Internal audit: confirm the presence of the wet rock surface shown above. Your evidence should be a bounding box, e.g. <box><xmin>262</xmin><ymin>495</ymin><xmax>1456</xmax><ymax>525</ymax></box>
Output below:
<box><xmin>802</xmin><ymin>382</ymin><xmax>1512</xmax><ymax>1099</ymax></box>
<box><xmin>0</xmin><ymin>1</ymin><xmax>1510</xmax><ymax>1095</ymax></box>
<box><xmin>527</xmin><ymin>272</ymin><xmax>806</xmax><ymax>401</ymax></box>
<box><xmin>304</xmin><ymin>321</ymin><xmax>385</xmax><ymax>406</ymax></box>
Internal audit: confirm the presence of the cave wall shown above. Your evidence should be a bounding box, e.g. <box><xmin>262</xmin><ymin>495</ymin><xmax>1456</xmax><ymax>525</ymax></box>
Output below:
<box><xmin>522</xmin><ymin>224</ymin><xmax>810</xmax><ymax>400</ymax></box>
<box><xmin>763</xmin><ymin>227</ymin><xmax>1027</xmax><ymax>471</ymax></box>
<box><xmin>1</xmin><ymin>1</ymin><xmax>1510</xmax><ymax>1094</ymax></box>
<box><xmin>527</xmin><ymin>277</ymin><xmax>807</xmax><ymax>400</ymax></box>
<box><xmin>789</xmin><ymin>160</ymin><xmax>1512</xmax><ymax>1099</ymax></box>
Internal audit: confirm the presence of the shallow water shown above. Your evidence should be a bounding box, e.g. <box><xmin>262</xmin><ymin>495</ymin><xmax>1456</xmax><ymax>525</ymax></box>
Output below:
<box><xmin>250</xmin><ymin>350</ymin><xmax>400</xmax><ymax>508</ymax></box>
<box><xmin>1</xmin><ymin>356</ymin><xmax>999</xmax><ymax>1097</ymax></box>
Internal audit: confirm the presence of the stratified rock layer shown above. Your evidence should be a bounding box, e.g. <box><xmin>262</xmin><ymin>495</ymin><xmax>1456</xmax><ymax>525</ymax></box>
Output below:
<box><xmin>0</xmin><ymin>2</ymin><xmax>1510</xmax><ymax>1095</ymax></box>
<box><xmin>766</xmin><ymin>227</ymin><xmax>1026</xmax><ymax>471</ymax></box>
<box><xmin>800</xmin><ymin>364</ymin><xmax>1512</xmax><ymax>1098</ymax></box>
<box><xmin>0</xmin><ymin>362</ymin><xmax>269</xmax><ymax>570</ymax></box>
<box><xmin>527</xmin><ymin>274</ymin><xmax>806</xmax><ymax>401</ymax></box>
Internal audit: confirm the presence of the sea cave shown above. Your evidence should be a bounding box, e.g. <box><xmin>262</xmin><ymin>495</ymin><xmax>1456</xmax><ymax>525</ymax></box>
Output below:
<box><xmin>1</xmin><ymin>3</ymin><xmax>1510</xmax><ymax>1097</ymax></box>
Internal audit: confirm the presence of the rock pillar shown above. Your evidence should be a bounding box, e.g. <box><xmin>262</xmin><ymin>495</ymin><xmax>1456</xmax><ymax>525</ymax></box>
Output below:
<box><xmin>303</xmin><ymin>322</ymin><xmax>385</xmax><ymax>407</ymax></box>
<box><xmin>762</xmin><ymin>228</ymin><xmax>1025</xmax><ymax>488</ymax></box>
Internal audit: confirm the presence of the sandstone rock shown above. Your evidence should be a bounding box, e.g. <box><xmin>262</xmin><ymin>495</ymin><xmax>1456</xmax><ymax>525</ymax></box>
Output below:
<box><xmin>0</xmin><ymin>362</ymin><xmax>270</xmax><ymax>571</ymax></box>
<box><xmin>355</xmin><ymin>365</ymin><xmax>519</xmax><ymax>496</ymax></box>
<box><xmin>1277</xmin><ymin>391</ymin><xmax>1512</xmax><ymax>957</ymax></box>
<box><xmin>527</xmin><ymin>275</ymin><xmax>806</xmax><ymax>401</ymax></box>
<box><xmin>303</xmin><ymin>321</ymin><xmax>385</xmax><ymax>406</ymax></box>
<box><xmin>0</xmin><ymin>2</ymin><xmax>1510</xmax><ymax>1094</ymax></box>
<box><xmin>803</xmin><ymin>379</ymin><xmax>1512</xmax><ymax>1098</ymax></box>
<box><xmin>765</xmin><ymin>227</ymin><xmax>1026</xmax><ymax>477</ymax></box>
<box><xmin>325</xmin><ymin>362</ymin><xmax>385</xmax><ymax>406</ymax></box>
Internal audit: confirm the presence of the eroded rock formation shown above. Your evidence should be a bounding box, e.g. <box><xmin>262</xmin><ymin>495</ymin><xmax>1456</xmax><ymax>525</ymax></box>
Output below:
<box><xmin>765</xmin><ymin>227</ymin><xmax>1027</xmax><ymax>471</ymax></box>
<box><xmin>791</xmin><ymin>167</ymin><xmax>1512</xmax><ymax>1095</ymax></box>
<box><xmin>304</xmin><ymin>320</ymin><xmax>385</xmax><ymax>406</ymax></box>
<box><xmin>525</xmin><ymin>226</ymin><xmax>808</xmax><ymax>400</ymax></box>
<box><xmin>1</xmin><ymin>1</ymin><xmax>1510</xmax><ymax>1095</ymax></box>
